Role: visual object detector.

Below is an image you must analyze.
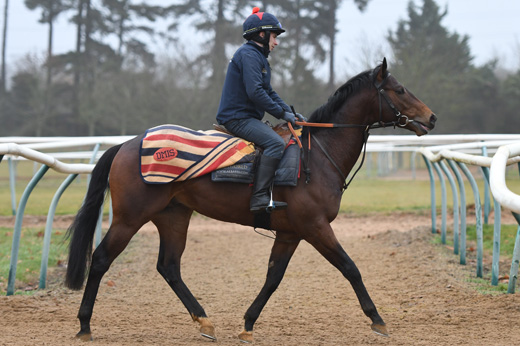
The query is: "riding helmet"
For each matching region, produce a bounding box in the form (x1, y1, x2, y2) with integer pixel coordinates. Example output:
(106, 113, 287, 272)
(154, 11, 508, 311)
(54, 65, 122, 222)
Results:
(242, 7, 285, 40)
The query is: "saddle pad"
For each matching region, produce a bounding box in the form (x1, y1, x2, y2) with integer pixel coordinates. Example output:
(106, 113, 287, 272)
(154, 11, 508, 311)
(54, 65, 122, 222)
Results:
(140, 124, 254, 184)
(211, 140, 301, 186)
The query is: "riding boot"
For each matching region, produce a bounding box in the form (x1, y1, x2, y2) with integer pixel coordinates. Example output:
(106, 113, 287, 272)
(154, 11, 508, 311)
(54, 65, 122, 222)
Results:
(250, 155, 287, 213)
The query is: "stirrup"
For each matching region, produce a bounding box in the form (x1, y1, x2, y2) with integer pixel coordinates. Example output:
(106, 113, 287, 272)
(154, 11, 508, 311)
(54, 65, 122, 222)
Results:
(266, 200, 287, 213)
(250, 185, 287, 213)
(250, 200, 287, 214)
(265, 185, 287, 213)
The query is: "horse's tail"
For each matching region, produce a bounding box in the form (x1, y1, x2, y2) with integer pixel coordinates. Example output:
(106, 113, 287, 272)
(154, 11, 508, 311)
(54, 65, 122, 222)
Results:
(65, 144, 123, 290)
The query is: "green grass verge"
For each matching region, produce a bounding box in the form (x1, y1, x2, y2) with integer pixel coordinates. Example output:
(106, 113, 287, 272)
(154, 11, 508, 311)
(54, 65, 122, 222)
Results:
(465, 277, 509, 295)
(340, 179, 434, 214)
(466, 223, 520, 257)
(432, 223, 519, 294)
(0, 226, 69, 295)
(433, 223, 519, 259)
(340, 175, 520, 215)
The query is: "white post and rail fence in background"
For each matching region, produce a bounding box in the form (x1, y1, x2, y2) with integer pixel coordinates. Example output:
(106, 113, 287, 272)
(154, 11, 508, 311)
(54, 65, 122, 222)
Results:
(1, 135, 520, 295)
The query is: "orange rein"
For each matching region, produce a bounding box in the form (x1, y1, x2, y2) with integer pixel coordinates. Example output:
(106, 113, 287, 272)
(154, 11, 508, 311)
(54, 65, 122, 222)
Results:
(287, 121, 333, 150)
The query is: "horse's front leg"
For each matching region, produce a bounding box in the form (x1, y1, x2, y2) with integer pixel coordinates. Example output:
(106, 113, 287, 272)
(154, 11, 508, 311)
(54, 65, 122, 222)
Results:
(239, 232, 300, 343)
(305, 223, 388, 337)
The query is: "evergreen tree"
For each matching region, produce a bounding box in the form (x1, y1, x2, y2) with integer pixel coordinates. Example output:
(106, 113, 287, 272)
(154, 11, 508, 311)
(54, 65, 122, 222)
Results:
(166, 0, 255, 85)
(24, 0, 73, 135)
(164, 0, 252, 127)
(320, 0, 369, 89)
(500, 70, 520, 133)
(25, 0, 72, 88)
(102, 0, 165, 69)
(387, 0, 476, 133)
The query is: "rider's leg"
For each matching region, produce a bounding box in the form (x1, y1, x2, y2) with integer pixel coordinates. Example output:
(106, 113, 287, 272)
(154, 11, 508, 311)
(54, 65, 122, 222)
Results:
(223, 118, 286, 212)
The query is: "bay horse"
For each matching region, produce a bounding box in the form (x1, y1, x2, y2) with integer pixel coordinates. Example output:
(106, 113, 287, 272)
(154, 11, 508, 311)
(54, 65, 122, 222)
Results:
(65, 58, 436, 343)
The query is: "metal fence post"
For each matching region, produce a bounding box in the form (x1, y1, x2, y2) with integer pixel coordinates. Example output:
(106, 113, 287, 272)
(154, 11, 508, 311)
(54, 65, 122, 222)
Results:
(457, 162, 484, 278)
(7, 165, 50, 295)
(481, 166, 502, 286)
(481, 146, 490, 224)
(39, 173, 79, 289)
(422, 155, 436, 234)
(433, 162, 447, 243)
(440, 160, 459, 252)
(448, 160, 467, 263)
(8, 157, 17, 215)
(508, 225, 520, 293)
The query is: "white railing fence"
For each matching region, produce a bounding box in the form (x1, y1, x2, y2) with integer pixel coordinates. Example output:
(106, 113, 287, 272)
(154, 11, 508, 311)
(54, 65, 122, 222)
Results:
(1, 134, 519, 296)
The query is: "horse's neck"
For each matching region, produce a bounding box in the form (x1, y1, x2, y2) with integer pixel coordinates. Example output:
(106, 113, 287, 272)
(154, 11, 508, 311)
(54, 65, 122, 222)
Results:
(306, 105, 373, 191)
(312, 129, 365, 178)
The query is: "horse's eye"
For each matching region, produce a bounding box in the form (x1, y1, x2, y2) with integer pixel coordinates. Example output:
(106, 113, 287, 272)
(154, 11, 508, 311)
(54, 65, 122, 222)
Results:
(396, 87, 406, 95)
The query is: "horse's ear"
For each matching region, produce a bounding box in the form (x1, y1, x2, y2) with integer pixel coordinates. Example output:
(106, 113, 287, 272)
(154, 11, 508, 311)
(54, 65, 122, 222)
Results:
(376, 58, 387, 82)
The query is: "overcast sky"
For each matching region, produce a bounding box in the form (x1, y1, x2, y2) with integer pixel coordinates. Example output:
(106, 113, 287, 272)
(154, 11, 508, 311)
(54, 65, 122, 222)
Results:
(4, 0, 520, 79)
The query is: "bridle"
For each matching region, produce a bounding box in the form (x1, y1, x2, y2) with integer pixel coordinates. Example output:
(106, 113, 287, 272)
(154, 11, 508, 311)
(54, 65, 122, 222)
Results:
(373, 71, 411, 129)
(288, 69, 410, 192)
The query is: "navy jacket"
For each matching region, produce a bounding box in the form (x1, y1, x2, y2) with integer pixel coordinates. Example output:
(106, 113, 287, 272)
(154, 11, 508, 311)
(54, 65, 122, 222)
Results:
(216, 41, 291, 124)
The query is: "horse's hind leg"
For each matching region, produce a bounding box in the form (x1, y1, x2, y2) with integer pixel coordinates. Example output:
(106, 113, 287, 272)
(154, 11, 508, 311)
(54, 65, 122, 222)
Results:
(152, 202, 216, 341)
(76, 222, 141, 341)
(306, 224, 388, 337)
(239, 232, 300, 343)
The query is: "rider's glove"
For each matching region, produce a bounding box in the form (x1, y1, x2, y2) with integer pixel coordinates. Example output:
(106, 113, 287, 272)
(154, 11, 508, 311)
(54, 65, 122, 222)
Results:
(295, 113, 307, 122)
(281, 111, 296, 127)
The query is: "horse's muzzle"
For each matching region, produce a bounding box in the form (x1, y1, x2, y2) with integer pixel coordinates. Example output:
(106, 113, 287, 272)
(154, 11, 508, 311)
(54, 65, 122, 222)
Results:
(429, 113, 437, 129)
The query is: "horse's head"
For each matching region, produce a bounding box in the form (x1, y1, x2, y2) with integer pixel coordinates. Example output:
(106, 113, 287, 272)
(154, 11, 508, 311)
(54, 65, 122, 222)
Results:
(373, 58, 436, 136)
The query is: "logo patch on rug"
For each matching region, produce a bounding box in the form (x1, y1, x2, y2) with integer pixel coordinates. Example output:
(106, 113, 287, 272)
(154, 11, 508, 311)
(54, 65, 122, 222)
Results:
(153, 147, 178, 161)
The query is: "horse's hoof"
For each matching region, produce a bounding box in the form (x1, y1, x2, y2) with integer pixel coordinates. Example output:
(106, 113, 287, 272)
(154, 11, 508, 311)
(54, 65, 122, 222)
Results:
(238, 330, 253, 343)
(371, 323, 389, 337)
(75, 331, 93, 341)
(194, 316, 216, 341)
(200, 325, 217, 341)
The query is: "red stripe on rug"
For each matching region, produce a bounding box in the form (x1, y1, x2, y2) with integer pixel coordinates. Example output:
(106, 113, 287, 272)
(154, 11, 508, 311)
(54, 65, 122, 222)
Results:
(141, 163, 186, 175)
(144, 133, 223, 148)
(197, 144, 242, 177)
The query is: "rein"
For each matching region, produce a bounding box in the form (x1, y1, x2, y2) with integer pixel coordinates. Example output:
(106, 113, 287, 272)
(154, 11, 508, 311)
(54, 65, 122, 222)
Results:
(287, 71, 408, 193)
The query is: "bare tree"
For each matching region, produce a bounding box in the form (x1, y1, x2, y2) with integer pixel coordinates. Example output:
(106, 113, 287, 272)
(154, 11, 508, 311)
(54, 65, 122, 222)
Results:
(1, 0, 8, 95)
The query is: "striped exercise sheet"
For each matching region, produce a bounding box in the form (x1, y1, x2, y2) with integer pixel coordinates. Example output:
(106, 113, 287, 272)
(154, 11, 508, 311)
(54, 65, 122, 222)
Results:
(140, 124, 254, 184)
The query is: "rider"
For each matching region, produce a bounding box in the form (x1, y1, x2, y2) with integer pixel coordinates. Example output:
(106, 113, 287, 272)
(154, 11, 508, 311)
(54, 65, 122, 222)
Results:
(216, 7, 304, 213)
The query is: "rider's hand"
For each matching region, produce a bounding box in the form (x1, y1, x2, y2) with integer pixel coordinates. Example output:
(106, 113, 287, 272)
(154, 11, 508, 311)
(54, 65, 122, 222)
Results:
(282, 111, 296, 127)
(295, 113, 307, 122)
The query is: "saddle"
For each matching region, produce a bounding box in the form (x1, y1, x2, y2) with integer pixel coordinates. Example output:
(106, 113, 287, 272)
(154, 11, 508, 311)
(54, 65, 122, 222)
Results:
(211, 122, 301, 187)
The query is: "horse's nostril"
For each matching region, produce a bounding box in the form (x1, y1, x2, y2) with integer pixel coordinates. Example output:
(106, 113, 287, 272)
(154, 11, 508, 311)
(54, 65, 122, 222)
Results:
(430, 113, 437, 124)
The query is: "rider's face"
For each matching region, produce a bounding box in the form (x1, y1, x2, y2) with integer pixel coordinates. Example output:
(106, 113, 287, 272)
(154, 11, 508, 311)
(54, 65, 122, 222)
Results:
(268, 32, 279, 51)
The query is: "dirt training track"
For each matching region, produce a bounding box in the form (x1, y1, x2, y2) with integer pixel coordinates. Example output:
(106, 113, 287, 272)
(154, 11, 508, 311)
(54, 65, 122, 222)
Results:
(1, 213, 520, 345)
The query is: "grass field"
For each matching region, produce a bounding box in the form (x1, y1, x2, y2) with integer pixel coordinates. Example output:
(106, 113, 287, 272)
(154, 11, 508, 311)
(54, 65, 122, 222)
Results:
(1, 159, 519, 294)
(432, 223, 520, 294)
(0, 226, 68, 293)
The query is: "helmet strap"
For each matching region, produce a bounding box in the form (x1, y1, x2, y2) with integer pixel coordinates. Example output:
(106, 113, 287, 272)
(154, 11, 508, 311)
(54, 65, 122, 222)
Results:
(251, 31, 271, 57)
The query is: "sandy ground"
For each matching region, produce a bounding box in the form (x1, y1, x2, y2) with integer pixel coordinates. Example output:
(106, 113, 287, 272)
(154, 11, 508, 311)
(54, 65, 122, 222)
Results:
(1, 213, 520, 345)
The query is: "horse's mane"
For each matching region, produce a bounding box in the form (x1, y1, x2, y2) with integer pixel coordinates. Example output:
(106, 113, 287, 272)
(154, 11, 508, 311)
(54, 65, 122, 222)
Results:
(306, 65, 381, 126)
